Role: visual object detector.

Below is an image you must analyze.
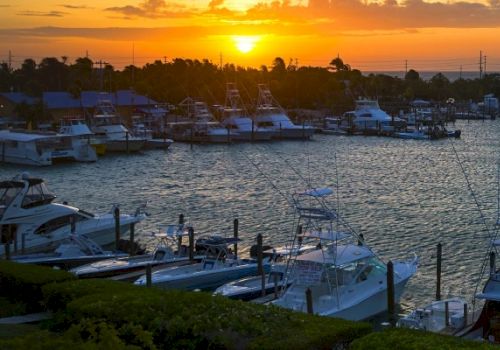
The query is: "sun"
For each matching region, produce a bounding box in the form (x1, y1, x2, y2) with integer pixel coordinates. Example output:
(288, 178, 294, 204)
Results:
(232, 36, 260, 54)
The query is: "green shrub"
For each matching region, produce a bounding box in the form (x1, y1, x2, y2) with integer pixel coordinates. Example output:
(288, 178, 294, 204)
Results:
(0, 297, 26, 318)
(351, 328, 496, 350)
(0, 261, 75, 312)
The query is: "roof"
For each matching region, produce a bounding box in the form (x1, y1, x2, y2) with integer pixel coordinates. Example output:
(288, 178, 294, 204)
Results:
(296, 244, 375, 265)
(0, 92, 38, 105)
(43, 92, 81, 109)
(81, 91, 158, 108)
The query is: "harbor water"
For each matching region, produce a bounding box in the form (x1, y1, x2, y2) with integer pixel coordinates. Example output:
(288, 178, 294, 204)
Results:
(0, 119, 499, 316)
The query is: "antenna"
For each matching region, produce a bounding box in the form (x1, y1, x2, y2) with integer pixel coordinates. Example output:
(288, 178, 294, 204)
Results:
(479, 50, 483, 79)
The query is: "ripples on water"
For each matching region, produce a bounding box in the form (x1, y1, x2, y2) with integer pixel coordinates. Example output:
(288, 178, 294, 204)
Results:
(0, 120, 499, 313)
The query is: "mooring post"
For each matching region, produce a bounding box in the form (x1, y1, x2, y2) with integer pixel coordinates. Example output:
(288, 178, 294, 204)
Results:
(126, 131, 129, 154)
(387, 260, 395, 325)
(178, 214, 185, 252)
(358, 233, 364, 246)
(114, 206, 120, 251)
(227, 127, 230, 143)
(445, 301, 450, 327)
(21, 233, 25, 254)
(257, 233, 263, 275)
(188, 227, 194, 262)
(70, 215, 76, 235)
(436, 243, 442, 301)
(274, 272, 279, 299)
(146, 264, 152, 288)
(490, 251, 496, 276)
(464, 303, 468, 328)
(296, 224, 303, 246)
(306, 288, 313, 314)
(251, 119, 255, 142)
(233, 218, 239, 258)
(12, 225, 17, 253)
(259, 233, 265, 297)
(129, 223, 135, 256)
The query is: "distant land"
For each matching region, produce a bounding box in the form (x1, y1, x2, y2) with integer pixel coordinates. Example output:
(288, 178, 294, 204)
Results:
(365, 71, 493, 81)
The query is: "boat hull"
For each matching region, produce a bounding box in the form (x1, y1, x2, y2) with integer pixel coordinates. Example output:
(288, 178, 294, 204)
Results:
(105, 139, 145, 152)
(271, 127, 315, 140)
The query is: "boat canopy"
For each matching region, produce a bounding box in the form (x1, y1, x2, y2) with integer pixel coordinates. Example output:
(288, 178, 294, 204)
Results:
(299, 188, 333, 198)
(296, 244, 375, 266)
(301, 230, 350, 241)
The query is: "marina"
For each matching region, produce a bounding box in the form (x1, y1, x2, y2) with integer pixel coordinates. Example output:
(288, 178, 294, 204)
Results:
(1, 119, 498, 321)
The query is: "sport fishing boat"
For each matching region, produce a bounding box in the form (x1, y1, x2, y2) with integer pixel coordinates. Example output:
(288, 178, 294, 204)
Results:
(59, 116, 107, 156)
(0, 173, 146, 255)
(134, 236, 270, 291)
(272, 187, 418, 321)
(71, 224, 204, 280)
(254, 84, 315, 140)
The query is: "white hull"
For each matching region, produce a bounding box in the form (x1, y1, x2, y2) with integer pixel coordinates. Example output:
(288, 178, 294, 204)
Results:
(105, 139, 145, 152)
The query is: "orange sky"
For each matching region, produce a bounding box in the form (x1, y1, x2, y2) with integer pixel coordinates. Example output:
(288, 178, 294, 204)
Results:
(0, 0, 499, 72)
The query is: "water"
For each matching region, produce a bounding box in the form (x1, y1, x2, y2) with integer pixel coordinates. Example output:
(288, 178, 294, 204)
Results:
(1, 120, 499, 315)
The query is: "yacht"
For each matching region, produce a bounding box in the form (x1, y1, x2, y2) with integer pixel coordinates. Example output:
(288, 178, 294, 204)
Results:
(131, 115, 173, 149)
(90, 98, 146, 152)
(59, 117, 106, 156)
(134, 237, 270, 291)
(0, 173, 146, 256)
(255, 84, 315, 139)
(341, 99, 406, 135)
(0, 129, 97, 166)
(271, 187, 418, 321)
(220, 83, 274, 141)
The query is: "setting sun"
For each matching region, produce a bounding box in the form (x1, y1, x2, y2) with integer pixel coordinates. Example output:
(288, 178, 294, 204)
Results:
(233, 36, 260, 54)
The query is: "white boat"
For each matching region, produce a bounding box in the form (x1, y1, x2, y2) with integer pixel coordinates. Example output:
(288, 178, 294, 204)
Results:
(90, 98, 146, 152)
(255, 84, 315, 140)
(220, 83, 274, 141)
(0, 173, 146, 256)
(213, 244, 317, 301)
(134, 237, 270, 291)
(397, 297, 468, 333)
(131, 116, 173, 149)
(272, 187, 418, 321)
(341, 99, 406, 134)
(59, 116, 107, 155)
(11, 233, 128, 269)
(0, 129, 97, 166)
(322, 116, 349, 135)
(71, 224, 203, 280)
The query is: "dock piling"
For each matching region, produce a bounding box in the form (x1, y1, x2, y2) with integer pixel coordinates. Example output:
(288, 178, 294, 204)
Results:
(490, 251, 496, 276)
(306, 288, 313, 314)
(436, 243, 442, 301)
(114, 206, 120, 251)
(445, 301, 450, 327)
(274, 272, 279, 299)
(464, 303, 468, 328)
(188, 227, 194, 261)
(257, 233, 263, 275)
(387, 260, 395, 325)
(129, 223, 135, 256)
(233, 218, 239, 258)
(146, 264, 152, 288)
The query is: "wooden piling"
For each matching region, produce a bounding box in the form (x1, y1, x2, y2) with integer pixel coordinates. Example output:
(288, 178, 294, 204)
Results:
(387, 260, 395, 325)
(464, 303, 468, 328)
(146, 264, 152, 288)
(306, 288, 313, 314)
(251, 119, 255, 142)
(129, 223, 135, 256)
(178, 214, 185, 252)
(233, 218, 239, 258)
(490, 251, 496, 275)
(257, 233, 263, 275)
(21, 233, 25, 254)
(445, 301, 450, 327)
(126, 131, 129, 154)
(358, 233, 364, 246)
(436, 243, 442, 301)
(188, 227, 194, 261)
(114, 206, 120, 251)
(274, 272, 279, 299)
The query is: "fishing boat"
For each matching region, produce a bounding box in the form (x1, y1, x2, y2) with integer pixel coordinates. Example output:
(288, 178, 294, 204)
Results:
(272, 187, 418, 321)
(220, 83, 274, 141)
(0, 173, 146, 256)
(11, 234, 128, 269)
(254, 84, 315, 140)
(131, 115, 174, 149)
(71, 224, 203, 280)
(134, 237, 270, 291)
(0, 129, 97, 166)
(59, 116, 106, 155)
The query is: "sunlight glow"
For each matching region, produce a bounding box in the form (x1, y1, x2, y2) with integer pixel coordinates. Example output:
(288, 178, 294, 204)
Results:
(233, 36, 260, 54)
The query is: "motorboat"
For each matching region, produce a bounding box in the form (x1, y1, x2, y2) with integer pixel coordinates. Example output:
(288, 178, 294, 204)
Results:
(254, 84, 314, 140)
(0, 129, 97, 166)
(340, 99, 406, 135)
(59, 116, 106, 156)
(71, 224, 203, 280)
(397, 297, 468, 333)
(271, 187, 418, 321)
(213, 244, 317, 301)
(131, 115, 173, 149)
(0, 173, 146, 256)
(322, 116, 349, 135)
(134, 236, 270, 291)
(11, 234, 128, 269)
(220, 83, 274, 141)
(90, 97, 146, 152)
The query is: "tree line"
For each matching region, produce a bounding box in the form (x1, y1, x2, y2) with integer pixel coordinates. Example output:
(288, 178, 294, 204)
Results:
(1, 56, 499, 116)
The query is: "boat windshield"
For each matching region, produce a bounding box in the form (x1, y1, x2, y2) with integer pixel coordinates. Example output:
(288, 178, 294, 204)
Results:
(21, 181, 56, 209)
(0, 181, 24, 218)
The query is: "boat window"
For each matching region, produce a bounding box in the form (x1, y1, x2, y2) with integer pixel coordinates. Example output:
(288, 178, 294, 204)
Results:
(359, 113, 372, 118)
(34, 214, 81, 235)
(21, 182, 56, 209)
(0, 184, 23, 217)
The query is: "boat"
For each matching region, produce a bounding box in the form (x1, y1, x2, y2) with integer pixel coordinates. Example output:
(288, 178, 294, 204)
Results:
(213, 244, 317, 301)
(70, 224, 203, 280)
(131, 115, 174, 149)
(0, 173, 146, 256)
(340, 99, 406, 135)
(254, 84, 315, 140)
(271, 187, 418, 321)
(11, 234, 128, 269)
(90, 97, 146, 152)
(134, 236, 271, 291)
(220, 83, 274, 141)
(0, 129, 97, 166)
(59, 116, 106, 155)
(397, 297, 468, 333)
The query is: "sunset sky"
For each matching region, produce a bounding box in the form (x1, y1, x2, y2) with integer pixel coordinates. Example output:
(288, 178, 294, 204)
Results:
(0, 0, 499, 72)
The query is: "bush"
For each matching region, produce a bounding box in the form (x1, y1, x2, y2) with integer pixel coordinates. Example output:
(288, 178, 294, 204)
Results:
(0, 261, 75, 312)
(350, 328, 496, 350)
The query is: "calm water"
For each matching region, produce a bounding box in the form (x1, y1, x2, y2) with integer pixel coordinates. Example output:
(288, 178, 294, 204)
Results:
(1, 120, 499, 315)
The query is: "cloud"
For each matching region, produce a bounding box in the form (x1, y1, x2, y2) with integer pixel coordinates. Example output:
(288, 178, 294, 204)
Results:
(105, 0, 192, 19)
(208, 0, 225, 8)
(59, 4, 90, 9)
(17, 10, 68, 17)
